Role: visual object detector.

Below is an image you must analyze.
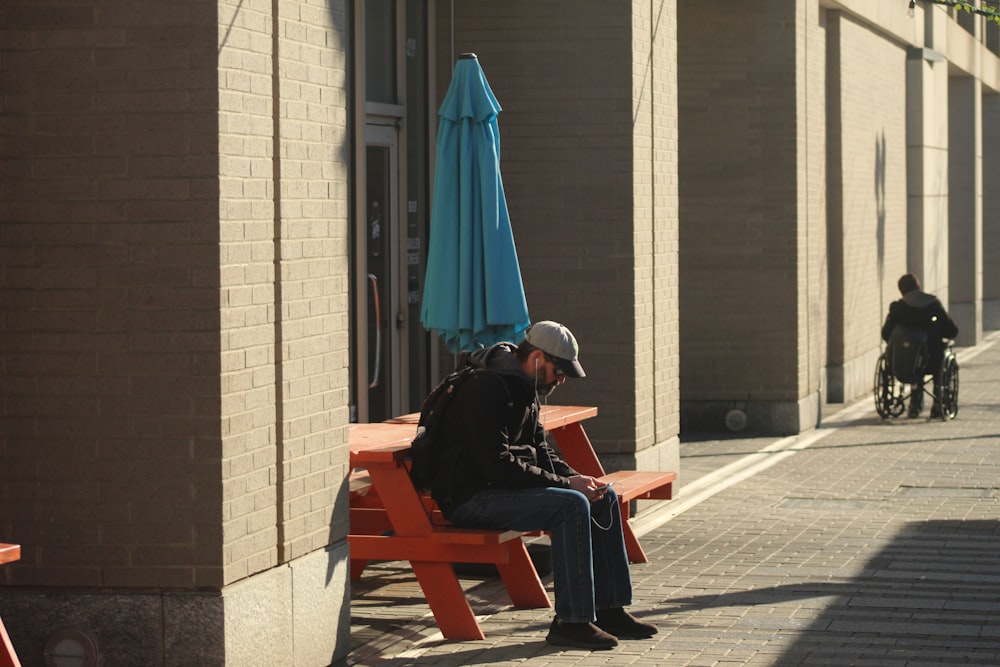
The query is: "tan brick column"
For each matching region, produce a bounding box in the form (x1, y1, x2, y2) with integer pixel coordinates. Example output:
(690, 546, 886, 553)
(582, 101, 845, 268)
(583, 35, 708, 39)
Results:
(0, 1, 352, 664)
(985, 93, 1000, 330)
(678, 0, 820, 434)
(948, 75, 984, 345)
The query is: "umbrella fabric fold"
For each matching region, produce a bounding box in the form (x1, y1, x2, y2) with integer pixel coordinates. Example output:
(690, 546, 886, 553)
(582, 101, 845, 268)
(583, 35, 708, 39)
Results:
(421, 54, 530, 353)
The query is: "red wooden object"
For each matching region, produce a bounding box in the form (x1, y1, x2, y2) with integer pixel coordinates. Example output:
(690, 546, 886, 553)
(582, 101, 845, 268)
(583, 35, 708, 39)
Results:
(348, 424, 550, 640)
(0, 544, 23, 667)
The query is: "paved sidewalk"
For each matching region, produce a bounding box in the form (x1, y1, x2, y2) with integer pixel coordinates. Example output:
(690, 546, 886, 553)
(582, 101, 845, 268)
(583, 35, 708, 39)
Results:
(349, 331, 1000, 666)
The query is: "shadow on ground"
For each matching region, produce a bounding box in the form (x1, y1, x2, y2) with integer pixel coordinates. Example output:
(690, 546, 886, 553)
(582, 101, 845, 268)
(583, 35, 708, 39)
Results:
(664, 519, 1000, 664)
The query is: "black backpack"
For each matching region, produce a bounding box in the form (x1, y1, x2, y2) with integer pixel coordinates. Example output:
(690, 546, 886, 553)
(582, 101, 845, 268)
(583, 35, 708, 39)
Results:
(887, 324, 929, 384)
(409, 363, 484, 492)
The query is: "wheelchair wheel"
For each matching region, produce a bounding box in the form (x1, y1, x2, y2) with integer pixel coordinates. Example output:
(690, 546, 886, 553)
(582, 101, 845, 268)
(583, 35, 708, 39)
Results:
(874, 353, 905, 419)
(937, 354, 959, 420)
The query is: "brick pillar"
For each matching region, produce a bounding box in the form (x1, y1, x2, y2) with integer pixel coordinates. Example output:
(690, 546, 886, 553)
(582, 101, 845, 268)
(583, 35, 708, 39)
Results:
(679, 0, 819, 434)
(948, 74, 984, 346)
(0, 1, 351, 664)
(985, 93, 1000, 330)
(905, 35, 951, 303)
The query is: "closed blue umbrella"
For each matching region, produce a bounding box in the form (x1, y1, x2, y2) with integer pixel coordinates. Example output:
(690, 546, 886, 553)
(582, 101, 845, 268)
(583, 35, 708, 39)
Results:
(421, 53, 530, 353)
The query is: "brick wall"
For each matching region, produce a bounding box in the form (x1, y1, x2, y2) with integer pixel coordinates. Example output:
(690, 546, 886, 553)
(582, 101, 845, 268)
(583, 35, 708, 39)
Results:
(678, 1, 801, 407)
(218, 0, 279, 586)
(218, 0, 349, 584)
(801, 1, 827, 413)
(1, 0, 350, 595)
(1, 0, 351, 661)
(632, 0, 681, 453)
(837, 15, 907, 361)
(827, 11, 908, 401)
(1, 0, 224, 589)
(272, 0, 350, 564)
(948, 74, 983, 344)
(679, 4, 911, 421)
(984, 93, 1000, 329)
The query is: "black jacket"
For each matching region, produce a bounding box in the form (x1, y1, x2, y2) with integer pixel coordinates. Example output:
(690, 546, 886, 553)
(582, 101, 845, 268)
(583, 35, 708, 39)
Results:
(431, 343, 577, 517)
(881, 289, 958, 362)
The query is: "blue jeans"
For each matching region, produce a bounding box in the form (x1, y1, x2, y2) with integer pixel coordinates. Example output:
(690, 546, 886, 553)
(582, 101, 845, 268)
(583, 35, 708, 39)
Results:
(448, 486, 633, 623)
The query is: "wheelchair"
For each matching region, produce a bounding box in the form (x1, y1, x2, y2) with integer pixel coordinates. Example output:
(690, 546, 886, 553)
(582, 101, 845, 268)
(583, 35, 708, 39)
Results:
(873, 326, 958, 421)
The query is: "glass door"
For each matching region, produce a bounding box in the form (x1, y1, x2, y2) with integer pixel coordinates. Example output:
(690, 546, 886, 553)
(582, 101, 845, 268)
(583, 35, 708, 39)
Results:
(353, 124, 402, 423)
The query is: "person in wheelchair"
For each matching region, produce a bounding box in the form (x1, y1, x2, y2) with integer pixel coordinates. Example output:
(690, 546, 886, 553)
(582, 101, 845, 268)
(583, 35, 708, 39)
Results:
(880, 273, 958, 418)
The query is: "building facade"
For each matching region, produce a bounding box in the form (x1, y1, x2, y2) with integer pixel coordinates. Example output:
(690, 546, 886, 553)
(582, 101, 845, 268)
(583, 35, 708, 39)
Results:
(0, 1, 995, 664)
(680, 0, 996, 433)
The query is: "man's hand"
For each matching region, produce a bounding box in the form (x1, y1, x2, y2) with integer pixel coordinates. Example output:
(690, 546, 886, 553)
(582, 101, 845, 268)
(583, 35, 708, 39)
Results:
(568, 475, 608, 502)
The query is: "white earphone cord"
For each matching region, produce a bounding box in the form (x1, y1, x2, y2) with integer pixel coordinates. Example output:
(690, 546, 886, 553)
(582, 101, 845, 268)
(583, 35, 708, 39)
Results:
(535, 356, 611, 530)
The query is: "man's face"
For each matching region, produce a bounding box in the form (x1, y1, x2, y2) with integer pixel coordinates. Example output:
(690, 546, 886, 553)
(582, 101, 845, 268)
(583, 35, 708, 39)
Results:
(535, 353, 567, 397)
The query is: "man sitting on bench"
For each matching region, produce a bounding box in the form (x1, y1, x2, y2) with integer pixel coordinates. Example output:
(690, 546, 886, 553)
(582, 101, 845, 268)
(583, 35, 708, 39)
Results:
(881, 273, 959, 418)
(427, 321, 656, 651)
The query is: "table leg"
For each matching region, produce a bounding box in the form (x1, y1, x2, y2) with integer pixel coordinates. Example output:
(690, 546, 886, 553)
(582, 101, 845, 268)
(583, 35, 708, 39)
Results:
(619, 501, 649, 564)
(0, 617, 21, 667)
(548, 423, 606, 477)
(551, 425, 660, 563)
(495, 542, 551, 609)
(349, 558, 369, 580)
(348, 507, 394, 580)
(411, 561, 485, 640)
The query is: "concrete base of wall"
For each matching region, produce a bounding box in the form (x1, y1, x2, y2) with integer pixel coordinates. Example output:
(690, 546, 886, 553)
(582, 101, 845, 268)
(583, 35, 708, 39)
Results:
(0, 542, 351, 667)
(826, 346, 881, 405)
(680, 391, 821, 436)
(601, 435, 680, 476)
(952, 300, 983, 347)
(984, 299, 1000, 331)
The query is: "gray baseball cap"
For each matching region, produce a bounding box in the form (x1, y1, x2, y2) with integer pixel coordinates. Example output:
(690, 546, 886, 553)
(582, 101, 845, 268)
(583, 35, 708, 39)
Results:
(524, 321, 586, 378)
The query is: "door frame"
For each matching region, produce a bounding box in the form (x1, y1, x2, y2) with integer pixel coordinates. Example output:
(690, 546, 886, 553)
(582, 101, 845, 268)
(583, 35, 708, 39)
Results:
(350, 0, 440, 422)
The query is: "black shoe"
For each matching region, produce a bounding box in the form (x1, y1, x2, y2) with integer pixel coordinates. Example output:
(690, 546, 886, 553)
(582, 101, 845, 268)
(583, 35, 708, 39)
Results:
(546, 619, 618, 650)
(930, 405, 942, 419)
(907, 408, 921, 419)
(595, 607, 658, 639)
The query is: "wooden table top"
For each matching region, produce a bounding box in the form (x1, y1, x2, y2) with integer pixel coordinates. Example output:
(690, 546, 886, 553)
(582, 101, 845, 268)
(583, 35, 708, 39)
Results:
(0, 543, 20, 565)
(350, 405, 597, 467)
(349, 423, 417, 465)
(385, 404, 597, 428)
